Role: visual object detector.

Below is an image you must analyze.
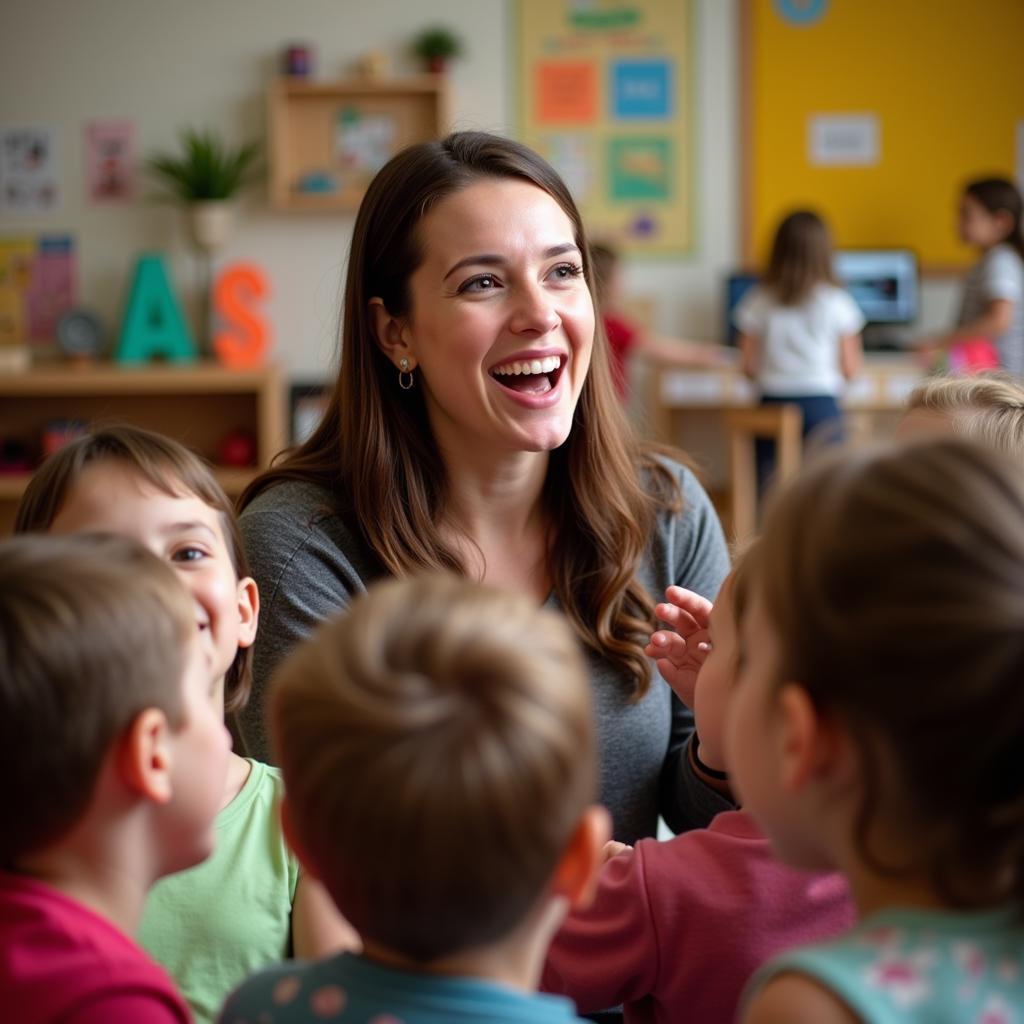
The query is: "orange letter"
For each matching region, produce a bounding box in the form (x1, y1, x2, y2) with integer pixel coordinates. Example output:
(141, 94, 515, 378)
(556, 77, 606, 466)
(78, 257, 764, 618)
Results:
(213, 263, 269, 369)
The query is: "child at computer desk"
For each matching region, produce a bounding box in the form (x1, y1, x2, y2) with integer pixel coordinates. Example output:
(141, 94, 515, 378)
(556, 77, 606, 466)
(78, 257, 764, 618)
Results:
(590, 241, 725, 400)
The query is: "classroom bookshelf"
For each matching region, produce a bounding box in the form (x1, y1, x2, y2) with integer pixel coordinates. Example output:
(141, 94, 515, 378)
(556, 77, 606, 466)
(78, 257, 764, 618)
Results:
(0, 362, 286, 534)
(268, 75, 449, 212)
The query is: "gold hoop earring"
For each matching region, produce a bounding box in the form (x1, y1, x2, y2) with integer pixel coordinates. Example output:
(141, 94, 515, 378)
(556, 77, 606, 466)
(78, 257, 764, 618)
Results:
(398, 357, 414, 390)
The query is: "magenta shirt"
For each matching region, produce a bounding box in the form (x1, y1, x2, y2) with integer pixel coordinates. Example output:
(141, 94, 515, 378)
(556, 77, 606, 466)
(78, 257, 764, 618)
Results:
(543, 811, 854, 1024)
(0, 871, 190, 1023)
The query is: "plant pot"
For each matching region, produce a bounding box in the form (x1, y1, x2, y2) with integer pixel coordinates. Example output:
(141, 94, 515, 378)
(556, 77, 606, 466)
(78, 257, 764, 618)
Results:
(427, 56, 447, 73)
(187, 200, 235, 252)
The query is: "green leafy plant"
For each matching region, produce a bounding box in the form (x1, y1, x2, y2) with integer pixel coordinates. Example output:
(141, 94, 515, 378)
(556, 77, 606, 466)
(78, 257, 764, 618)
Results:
(146, 129, 261, 201)
(411, 26, 463, 64)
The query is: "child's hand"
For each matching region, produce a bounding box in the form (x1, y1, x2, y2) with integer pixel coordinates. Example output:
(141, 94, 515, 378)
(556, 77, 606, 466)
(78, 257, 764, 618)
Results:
(601, 840, 633, 863)
(644, 586, 713, 708)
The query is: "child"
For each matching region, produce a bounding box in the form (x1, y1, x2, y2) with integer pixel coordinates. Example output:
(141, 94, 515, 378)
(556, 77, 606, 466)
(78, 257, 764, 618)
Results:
(735, 210, 864, 470)
(220, 574, 611, 1024)
(897, 370, 1024, 457)
(921, 178, 1024, 376)
(0, 532, 227, 1023)
(15, 425, 355, 1024)
(590, 240, 724, 399)
(543, 563, 853, 1023)
(733, 438, 1024, 1023)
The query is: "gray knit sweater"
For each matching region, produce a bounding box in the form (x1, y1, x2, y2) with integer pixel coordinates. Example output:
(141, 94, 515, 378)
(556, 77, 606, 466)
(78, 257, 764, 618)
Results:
(238, 460, 731, 845)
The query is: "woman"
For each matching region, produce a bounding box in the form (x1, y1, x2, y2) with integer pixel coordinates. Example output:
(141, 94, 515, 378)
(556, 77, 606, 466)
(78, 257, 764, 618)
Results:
(238, 131, 729, 844)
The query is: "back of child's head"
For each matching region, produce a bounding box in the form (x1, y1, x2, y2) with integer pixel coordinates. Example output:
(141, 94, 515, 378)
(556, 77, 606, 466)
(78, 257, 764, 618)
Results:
(749, 438, 1024, 908)
(906, 371, 1024, 459)
(14, 424, 253, 712)
(271, 573, 595, 962)
(763, 209, 837, 305)
(0, 532, 194, 867)
(965, 176, 1024, 260)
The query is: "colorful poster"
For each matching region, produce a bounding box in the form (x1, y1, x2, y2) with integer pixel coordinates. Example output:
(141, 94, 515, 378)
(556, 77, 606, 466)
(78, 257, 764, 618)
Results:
(85, 120, 136, 202)
(0, 235, 75, 347)
(334, 108, 396, 189)
(0, 125, 59, 213)
(515, 0, 692, 254)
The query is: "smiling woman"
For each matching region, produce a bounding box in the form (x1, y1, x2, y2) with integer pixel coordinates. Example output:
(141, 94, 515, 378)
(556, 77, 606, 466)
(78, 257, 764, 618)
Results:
(237, 131, 731, 845)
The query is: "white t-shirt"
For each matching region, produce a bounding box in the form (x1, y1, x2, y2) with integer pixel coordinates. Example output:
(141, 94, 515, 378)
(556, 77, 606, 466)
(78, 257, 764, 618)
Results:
(734, 283, 865, 397)
(957, 243, 1024, 376)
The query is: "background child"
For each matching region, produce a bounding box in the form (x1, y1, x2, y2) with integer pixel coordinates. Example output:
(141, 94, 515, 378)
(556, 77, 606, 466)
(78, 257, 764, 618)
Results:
(0, 532, 226, 1023)
(735, 210, 864, 477)
(543, 562, 852, 1023)
(590, 241, 724, 400)
(15, 425, 355, 1024)
(734, 438, 1024, 1023)
(220, 574, 611, 1024)
(897, 370, 1024, 457)
(920, 178, 1024, 376)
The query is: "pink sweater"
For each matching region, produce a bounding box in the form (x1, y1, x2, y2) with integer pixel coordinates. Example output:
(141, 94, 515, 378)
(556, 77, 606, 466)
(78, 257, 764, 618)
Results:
(0, 871, 190, 1023)
(543, 811, 853, 1024)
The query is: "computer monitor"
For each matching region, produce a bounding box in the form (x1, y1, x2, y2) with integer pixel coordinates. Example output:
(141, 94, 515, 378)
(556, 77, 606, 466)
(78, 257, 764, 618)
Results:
(833, 249, 918, 325)
(724, 272, 759, 345)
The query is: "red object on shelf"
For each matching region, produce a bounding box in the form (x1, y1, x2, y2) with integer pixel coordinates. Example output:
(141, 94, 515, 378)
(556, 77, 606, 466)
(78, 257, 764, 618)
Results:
(218, 429, 257, 468)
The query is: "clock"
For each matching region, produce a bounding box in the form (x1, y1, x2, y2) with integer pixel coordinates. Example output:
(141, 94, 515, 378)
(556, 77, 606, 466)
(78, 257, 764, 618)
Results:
(56, 309, 105, 360)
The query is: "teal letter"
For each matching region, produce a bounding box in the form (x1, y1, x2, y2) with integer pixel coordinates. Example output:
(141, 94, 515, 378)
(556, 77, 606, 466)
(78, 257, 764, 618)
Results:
(116, 254, 196, 363)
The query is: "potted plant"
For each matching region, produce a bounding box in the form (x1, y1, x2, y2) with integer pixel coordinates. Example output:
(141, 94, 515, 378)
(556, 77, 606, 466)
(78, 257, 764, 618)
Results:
(411, 26, 463, 73)
(146, 129, 261, 251)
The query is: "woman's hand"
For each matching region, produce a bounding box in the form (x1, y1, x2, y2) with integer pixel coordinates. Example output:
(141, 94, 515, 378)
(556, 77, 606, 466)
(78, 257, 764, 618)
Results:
(644, 586, 713, 708)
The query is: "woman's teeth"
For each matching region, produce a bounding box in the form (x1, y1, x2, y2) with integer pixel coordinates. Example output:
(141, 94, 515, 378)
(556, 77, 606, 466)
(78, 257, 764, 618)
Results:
(492, 355, 561, 377)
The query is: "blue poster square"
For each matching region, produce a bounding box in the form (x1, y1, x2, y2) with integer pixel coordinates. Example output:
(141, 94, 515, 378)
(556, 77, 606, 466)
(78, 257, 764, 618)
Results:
(611, 60, 673, 120)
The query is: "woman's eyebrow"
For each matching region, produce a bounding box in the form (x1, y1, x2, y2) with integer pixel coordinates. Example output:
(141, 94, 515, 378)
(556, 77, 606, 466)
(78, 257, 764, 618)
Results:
(442, 243, 581, 282)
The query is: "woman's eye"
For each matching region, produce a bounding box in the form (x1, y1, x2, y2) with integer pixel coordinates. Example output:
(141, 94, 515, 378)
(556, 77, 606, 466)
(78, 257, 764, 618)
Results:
(460, 274, 498, 293)
(550, 261, 583, 281)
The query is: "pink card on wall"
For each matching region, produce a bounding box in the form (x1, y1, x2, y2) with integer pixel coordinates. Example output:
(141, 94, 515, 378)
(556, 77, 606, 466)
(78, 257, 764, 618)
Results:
(85, 120, 136, 203)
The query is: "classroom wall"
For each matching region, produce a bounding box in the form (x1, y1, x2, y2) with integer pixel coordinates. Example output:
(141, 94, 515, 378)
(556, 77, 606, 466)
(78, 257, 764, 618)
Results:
(1, 0, 959, 380)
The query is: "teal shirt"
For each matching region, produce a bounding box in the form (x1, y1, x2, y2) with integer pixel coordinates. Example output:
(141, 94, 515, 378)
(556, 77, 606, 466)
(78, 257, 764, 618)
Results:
(748, 905, 1024, 1022)
(219, 953, 584, 1024)
(140, 759, 300, 1024)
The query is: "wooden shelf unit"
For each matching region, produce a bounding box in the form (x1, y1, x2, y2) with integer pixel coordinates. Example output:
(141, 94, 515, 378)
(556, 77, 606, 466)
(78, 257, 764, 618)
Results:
(268, 75, 449, 212)
(0, 362, 287, 533)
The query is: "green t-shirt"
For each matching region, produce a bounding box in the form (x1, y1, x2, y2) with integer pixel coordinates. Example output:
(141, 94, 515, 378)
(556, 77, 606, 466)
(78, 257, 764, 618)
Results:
(140, 758, 300, 1024)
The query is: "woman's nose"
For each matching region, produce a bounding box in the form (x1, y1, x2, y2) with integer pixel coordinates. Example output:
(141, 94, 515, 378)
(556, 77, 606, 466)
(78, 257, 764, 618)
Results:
(508, 283, 561, 335)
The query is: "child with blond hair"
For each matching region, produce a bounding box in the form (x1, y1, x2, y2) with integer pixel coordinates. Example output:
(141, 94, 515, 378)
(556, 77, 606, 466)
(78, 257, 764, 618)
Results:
(734, 438, 1024, 1022)
(220, 573, 611, 1024)
(15, 425, 354, 1024)
(0, 533, 227, 1023)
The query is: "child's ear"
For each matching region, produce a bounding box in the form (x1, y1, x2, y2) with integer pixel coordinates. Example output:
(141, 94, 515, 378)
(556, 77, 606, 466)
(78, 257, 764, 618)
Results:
(776, 683, 845, 793)
(118, 708, 175, 805)
(368, 297, 416, 372)
(551, 805, 611, 910)
(236, 576, 259, 649)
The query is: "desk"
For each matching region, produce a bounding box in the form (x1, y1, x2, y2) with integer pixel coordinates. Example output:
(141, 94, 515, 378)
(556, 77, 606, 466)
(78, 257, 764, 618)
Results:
(647, 356, 924, 491)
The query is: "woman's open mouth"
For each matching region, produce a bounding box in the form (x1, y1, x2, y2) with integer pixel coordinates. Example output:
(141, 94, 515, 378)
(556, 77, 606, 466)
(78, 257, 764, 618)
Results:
(490, 355, 565, 396)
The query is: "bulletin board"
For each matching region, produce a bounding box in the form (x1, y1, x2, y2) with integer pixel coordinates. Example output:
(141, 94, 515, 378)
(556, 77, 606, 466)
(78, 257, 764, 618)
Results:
(744, 0, 1024, 271)
(515, 0, 693, 255)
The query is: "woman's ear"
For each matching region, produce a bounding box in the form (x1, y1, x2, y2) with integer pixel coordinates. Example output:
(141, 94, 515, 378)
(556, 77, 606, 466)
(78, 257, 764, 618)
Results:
(235, 576, 259, 649)
(368, 297, 415, 371)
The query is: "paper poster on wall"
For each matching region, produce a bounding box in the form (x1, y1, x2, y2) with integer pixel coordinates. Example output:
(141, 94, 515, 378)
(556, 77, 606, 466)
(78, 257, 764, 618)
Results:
(516, 0, 693, 255)
(334, 108, 395, 189)
(0, 235, 75, 346)
(85, 120, 136, 203)
(0, 125, 59, 212)
(808, 114, 879, 166)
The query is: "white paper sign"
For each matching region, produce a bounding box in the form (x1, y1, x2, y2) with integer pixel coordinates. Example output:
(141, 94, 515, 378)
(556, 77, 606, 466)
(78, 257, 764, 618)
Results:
(0, 125, 59, 212)
(808, 114, 879, 167)
(660, 371, 726, 405)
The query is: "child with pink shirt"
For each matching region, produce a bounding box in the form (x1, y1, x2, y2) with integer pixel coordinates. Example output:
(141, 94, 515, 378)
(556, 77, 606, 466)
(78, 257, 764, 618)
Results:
(543, 559, 853, 1023)
(0, 532, 229, 1023)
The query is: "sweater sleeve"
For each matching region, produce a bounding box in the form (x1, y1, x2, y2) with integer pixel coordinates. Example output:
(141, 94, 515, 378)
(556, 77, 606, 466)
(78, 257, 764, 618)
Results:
(542, 845, 659, 1013)
(657, 465, 734, 833)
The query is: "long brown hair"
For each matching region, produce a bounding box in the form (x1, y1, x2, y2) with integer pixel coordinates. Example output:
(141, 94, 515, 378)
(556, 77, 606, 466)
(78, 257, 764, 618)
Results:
(966, 177, 1024, 261)
(763, 209, 838, 305)
(751, 439, 1024, 909)
(241, 131, 679, 697)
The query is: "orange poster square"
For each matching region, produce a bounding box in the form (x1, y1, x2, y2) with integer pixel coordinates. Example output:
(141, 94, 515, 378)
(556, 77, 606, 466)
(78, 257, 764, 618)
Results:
(535, 61, 598, 124)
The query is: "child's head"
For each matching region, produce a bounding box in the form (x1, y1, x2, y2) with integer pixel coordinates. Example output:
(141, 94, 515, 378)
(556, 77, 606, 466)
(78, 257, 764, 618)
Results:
(727, 438, 1024, 908)
(271, 573, 606, 963)
(959, 177, 1024, 258)
(899, 371, 1024, 459)
(589, 240, 622, 309)
(763, 209, 837, 305)
(0, 533, 229, 874)
(15, 425, 257, 714)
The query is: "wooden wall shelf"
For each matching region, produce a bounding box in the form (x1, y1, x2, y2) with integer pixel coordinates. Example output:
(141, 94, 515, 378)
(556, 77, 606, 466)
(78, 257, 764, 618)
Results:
(0, 362, 287, 533)
(268, 75, 449, 212)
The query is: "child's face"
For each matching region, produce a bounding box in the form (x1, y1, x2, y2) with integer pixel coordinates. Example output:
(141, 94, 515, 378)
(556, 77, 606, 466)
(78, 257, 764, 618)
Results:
(958, 194, 1011, 249)
(50, 460, 256, 692)
(164, 626, 232, 872)
(691, 578, 738, 771)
